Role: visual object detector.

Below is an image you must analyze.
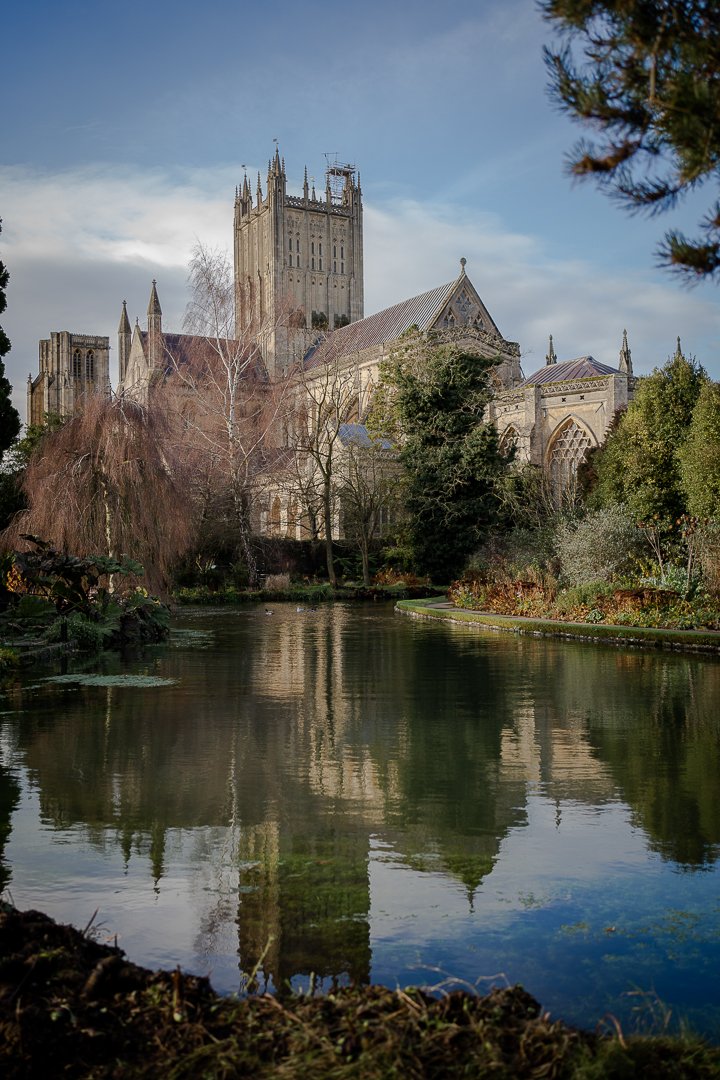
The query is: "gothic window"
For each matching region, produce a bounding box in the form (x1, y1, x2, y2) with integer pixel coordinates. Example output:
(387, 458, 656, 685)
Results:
(341, 262, 344, 274)
(72, 349, 82, 378)
(340, 245, 344, 260)
(333, 244, 337, 258)
(547, 419, 593, 497)
(499, 426, 518, 456)
(319, 242, 323, 257)
(311, 242, 315, 255)
(311, 257, 315, 270)
(296, 255, 300, 267)
(333, 260, 337, 273)
(296, 239, 300, 252)
(288, 238, 293, 252)
(319, 258, 323, 271)
(86, 351, 95, 380)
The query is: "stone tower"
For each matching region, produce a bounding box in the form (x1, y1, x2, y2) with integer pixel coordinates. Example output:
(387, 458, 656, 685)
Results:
(28, 331, 111, 426)
(233, 149, 364, 374)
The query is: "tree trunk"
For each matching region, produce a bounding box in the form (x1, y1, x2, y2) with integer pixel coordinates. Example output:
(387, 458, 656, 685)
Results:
(323, 480, 337, 587)
(233, 488, 259, 588)
(361, 538, 371, 587)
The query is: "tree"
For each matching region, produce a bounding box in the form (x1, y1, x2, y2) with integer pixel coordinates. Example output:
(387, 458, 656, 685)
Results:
(337, 429, 401, 586)
(284, 343, 362, 587)
(0, 220, 21, 462)
(679, 378, 720, 517)
(169, 244, 289, 587)
(379, 335, 508, 582)
(3, 395, 193, 594)
(591, 341, 706, 521)
(542, 1, 720, 279)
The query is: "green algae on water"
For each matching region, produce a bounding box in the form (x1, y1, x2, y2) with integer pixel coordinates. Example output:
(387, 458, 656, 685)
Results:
(40, 674, 178, 688)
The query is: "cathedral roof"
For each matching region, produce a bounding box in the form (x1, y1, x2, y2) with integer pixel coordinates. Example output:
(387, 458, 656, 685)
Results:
(520, 356, 623, 387)
(338, 423, 393, 450)
(310, 278, 462, 361)
(139, 331, 263, 377)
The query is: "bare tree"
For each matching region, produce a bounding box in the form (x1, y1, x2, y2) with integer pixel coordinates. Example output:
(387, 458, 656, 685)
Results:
(3, 394, 193, 594)
(166, 244, 291, 587)
(337, 430, 401, 586)
(283, 343, 362, 587)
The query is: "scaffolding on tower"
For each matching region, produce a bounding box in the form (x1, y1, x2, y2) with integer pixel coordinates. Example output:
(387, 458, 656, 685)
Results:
(324, 154, 356, 204)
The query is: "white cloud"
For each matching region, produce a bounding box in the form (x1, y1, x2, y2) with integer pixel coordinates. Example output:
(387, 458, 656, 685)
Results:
(2, 164, 718, 421)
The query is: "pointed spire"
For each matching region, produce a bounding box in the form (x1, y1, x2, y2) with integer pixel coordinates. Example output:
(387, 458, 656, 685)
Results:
(242, 172, 250, 200)
(545, 334, 557, 366)
(256, 172, 263, 205)
(618, 328, 632, 375)
(311, 180, 317, 200)
(675, 335, 683, 359)
(118, 299, 131, 334)
(303, 165, 309, 200)
(147, 279, 162, 317)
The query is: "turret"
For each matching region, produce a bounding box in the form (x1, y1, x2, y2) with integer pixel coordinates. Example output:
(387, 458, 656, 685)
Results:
(147, 280, 162, 367)
(545, 334, 557, 366)
(618, 329, 632, 375)
(118, 299, 131, 383)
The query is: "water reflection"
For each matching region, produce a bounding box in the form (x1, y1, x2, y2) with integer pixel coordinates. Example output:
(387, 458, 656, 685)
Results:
(1, 605, 720, 1032)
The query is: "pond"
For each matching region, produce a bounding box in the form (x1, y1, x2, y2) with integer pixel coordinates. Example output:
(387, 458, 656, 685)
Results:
(1, 603, 719, 1038)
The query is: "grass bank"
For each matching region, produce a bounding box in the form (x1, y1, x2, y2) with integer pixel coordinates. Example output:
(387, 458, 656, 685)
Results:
(396, 599, 720, 653)
(2, 905, 719, 1079)
(174, 583, 446, 605)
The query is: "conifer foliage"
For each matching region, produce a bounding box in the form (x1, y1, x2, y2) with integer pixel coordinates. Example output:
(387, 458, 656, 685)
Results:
(0, 221, 21, 462)
(590, 342, 706, 521)
(381, 338, 507, 582)
(542, 1, 720, 279)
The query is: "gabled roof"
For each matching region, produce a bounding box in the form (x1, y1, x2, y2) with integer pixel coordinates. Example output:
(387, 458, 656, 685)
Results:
(520, 356, 622, 387)
(308, 269, 499, 366)
(138, 331, 264, 379)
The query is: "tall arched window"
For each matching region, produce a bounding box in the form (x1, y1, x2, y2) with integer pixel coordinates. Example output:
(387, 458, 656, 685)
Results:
(499, 426, 518, 457)
(547, 419, 593, 497)
(85, 351, 95, 380)
(72, 349, 82, 378)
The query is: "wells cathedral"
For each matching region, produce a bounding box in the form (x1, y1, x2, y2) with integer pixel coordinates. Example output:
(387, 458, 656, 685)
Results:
(28, 149, 636, 533)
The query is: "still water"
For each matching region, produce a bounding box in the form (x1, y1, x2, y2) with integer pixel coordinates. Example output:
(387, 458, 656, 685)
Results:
(1, 603, 720, 1037)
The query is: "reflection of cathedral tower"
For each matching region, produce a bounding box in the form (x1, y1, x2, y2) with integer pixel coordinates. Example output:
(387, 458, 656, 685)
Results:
(233, 149, 363, 375)
(236, 820, 371, 990)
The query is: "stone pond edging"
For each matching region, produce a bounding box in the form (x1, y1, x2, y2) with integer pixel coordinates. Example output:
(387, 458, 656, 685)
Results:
(395, 598, 720, 654)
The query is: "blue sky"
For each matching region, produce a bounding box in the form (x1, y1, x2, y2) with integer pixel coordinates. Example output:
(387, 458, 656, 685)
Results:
(2, 0, 717, 418)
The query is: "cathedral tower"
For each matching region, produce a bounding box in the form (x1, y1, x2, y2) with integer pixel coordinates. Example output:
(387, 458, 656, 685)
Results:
(233, 149, 364, 374)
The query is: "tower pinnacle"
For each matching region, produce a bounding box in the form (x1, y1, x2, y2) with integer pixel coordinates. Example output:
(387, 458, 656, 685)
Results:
(545, 334, 557, 366)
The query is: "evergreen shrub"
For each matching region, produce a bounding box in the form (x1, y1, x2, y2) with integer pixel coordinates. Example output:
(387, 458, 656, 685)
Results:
(555, 505, 643, 585)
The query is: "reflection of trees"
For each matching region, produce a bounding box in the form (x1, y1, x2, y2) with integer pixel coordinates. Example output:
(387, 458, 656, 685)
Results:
(6, 605, 716, 991)
(0, 750, 20, 894)
(581, 654, 720, 867)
